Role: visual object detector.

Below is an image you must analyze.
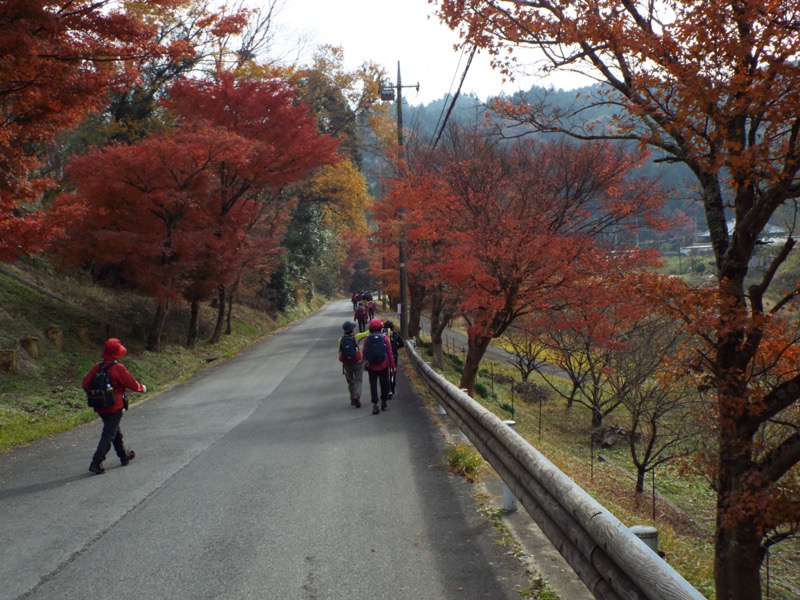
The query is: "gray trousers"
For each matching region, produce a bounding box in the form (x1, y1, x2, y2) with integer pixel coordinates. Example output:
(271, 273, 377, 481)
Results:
(343, 361, 364, 401)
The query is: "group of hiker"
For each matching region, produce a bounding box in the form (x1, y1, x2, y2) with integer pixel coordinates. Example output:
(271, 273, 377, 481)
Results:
(351, 290, 376, 332)
(82, 292, 406, 476)
(339, 295, 405, 415)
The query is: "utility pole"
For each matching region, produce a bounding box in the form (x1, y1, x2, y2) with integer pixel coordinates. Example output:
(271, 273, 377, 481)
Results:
(396, 61, 409, 340)
(381, 61, 418, 340)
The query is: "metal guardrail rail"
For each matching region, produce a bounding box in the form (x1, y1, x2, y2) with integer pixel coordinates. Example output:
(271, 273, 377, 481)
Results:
(406, 342, 706, 600)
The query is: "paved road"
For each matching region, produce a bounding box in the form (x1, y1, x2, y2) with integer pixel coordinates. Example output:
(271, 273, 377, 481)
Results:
(0, 300, 531, 600)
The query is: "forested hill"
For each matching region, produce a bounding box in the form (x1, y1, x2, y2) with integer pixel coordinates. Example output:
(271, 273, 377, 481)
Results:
(390, 84, 699, 223)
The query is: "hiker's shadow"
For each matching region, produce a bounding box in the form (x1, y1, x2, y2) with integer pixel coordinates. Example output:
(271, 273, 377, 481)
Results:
(0, 474, 88, 501)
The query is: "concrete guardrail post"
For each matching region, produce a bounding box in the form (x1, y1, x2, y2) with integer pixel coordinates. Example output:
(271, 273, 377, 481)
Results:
(630, 525, 659, 554)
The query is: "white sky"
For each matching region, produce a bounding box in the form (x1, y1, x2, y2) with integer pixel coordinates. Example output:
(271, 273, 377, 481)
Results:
(273, 0, 585, 106)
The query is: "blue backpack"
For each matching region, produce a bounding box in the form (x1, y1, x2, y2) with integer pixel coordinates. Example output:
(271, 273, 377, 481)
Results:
(339, 336, 361, 365)
(363, 333, 387, 365)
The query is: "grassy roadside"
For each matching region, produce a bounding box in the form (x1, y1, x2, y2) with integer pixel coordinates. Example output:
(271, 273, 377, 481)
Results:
(0, 261, 323, 452)
(407, 337, 799, 600)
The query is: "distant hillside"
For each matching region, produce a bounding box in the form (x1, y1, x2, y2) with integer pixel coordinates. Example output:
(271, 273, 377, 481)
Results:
(371, 84, 704, 229)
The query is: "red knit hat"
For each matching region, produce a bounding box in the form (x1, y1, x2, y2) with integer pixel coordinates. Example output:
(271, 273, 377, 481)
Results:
(102, 338, 127, 361)
(369, 318, 383, 332)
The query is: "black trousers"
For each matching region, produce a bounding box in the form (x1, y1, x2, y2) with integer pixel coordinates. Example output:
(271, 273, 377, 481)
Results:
(92, 410, 127, 463)
(367, 368, 390, 404)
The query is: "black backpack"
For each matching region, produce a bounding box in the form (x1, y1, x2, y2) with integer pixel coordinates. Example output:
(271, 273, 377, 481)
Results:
(86, 361, 117, 408)
(363, 333, 388, 365)
(390, 331, 405, 354)
(355, 305, 366, 321)
(339, 336, 361, 365)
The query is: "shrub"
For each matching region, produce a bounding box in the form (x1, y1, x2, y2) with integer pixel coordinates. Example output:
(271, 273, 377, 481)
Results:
(447, 443, 484, 482)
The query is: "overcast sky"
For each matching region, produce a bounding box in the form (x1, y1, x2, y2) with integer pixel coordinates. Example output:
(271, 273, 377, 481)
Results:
(273, 0, 585, 106)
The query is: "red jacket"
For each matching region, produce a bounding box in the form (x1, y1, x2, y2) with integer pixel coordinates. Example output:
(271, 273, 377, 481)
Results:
(82, 338, 144, 413)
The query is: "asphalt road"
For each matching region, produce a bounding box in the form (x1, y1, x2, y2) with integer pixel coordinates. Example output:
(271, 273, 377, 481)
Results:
(0, 300, 531, 600)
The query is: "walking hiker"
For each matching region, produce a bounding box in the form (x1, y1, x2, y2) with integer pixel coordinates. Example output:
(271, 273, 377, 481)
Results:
(367, 298, 376, 320)
(382, 319, 404, 399)
(354, 301, 368, 333)
(361, 318, 395, 414)
(83, 338, 146, 475)
(338, 321, 367, 408)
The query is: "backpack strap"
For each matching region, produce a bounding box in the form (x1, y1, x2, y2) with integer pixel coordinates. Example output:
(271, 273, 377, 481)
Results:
(98, 360, 118, 384)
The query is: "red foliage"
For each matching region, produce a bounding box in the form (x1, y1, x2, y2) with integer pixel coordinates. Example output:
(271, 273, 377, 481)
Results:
(0, 0, 174, 261)
(51, 126, 246, 303)
(165, 73, 341, 192)
(52, 71, 340, 312)
(381, 129, 664, 393)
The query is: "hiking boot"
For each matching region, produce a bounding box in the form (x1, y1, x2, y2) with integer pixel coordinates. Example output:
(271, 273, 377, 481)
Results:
(89, 461, 105, 475)
(381, 400, 388, 411)
(120, 450, 135, 466)
(354, 396, 361, 408)
(372, 404, 380, 415)
(387, 391, 393, 400)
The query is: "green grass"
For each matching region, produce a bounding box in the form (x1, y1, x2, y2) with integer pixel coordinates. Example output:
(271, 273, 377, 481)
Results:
(446, 443, 485, 482)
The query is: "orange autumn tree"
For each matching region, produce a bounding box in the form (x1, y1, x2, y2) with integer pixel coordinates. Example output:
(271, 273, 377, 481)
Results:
(375, 163, 462, 368)
(400, 126, 663, 395)
(436, 1, 800, 597)
(0, 0, 178, 260)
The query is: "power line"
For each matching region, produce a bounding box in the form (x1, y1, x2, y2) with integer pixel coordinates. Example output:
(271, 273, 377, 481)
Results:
(431, 43, 479, 151)
(431, 43, 469, 146)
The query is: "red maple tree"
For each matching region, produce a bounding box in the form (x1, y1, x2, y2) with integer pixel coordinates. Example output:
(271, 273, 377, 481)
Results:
(0, 0, 176, 261)
(51, 125, 248, 349)
(165, 72, 341, 342)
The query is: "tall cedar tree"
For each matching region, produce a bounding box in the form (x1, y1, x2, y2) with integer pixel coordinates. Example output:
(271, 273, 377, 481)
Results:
(0, 0, 181, 261)
(436, 2, 800, 597)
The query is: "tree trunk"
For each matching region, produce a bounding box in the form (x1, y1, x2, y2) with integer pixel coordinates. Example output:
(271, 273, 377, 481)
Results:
(186, 300, 199, 348)
(208, 285, 225, 344)
(408, 278, 426, 342)
(429, 289, 454, 370)
(46, 326, 63, 351)
(147, 300, 169, 352)
(635, 468, 646, 495)
(591, 406, 603, 428)
(459, 334, 492, 396)
(0, 349, 17, 373)
(430, 305, 445, 370)
(712, 268, 766, 600)
(225, 292, 233, 335)
(714, 460, 765, 600)
(20, 337, 39, 358)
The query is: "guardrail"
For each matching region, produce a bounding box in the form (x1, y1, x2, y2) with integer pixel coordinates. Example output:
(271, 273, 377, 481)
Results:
(406, 342, 706, 600)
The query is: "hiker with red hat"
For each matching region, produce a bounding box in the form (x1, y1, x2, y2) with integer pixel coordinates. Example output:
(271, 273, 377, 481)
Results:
(361, 318, 395, 414)
(82, 338, 146, 475)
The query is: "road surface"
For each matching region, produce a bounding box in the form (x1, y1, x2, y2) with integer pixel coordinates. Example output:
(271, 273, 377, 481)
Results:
(0, 300, 532, 600)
